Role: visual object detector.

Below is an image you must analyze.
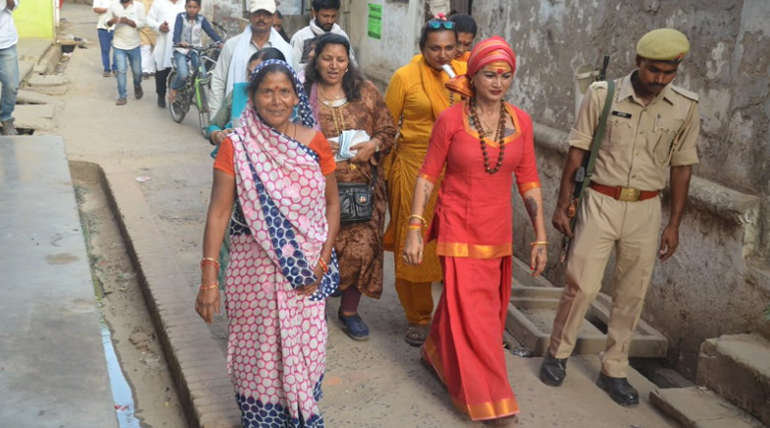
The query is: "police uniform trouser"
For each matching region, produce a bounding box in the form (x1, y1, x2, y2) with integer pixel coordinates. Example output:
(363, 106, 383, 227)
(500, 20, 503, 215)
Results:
(549, 187, 661, 378)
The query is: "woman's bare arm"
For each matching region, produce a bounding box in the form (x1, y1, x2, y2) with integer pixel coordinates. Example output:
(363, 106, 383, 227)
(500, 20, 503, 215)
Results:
(522, 186, 548, 276)
(402, 176, 434, 265)
(196, 169, 235, 323)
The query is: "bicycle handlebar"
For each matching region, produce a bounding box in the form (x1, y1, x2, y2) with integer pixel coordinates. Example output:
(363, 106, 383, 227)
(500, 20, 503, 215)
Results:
(173, 43, 222, 51)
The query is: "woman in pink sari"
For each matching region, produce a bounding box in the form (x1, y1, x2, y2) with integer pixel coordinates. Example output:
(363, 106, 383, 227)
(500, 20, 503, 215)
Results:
(197, 59, 340, 427)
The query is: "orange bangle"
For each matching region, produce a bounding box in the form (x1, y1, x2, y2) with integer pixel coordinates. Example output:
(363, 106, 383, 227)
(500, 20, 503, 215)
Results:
(318, 257, 329, 273)
(200, 283, 219, 290)
(407, 224, 423, 230)
(200, 257, 220, 269)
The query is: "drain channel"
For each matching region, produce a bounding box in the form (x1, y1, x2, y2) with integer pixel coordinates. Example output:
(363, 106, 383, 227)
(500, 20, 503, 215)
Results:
(100, 320, 141, 427)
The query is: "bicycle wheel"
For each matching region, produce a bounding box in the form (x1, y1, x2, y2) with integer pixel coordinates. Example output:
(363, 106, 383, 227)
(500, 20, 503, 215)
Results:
(167, 70, 188, 123)
(196, 83, 210, 138)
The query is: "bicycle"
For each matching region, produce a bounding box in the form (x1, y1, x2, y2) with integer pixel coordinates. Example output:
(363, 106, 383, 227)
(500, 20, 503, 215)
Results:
(167, 43, 221, 138)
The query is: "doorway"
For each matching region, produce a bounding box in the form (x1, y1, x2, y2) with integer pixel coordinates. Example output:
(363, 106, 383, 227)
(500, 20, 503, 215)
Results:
(450, 0, 472, 15)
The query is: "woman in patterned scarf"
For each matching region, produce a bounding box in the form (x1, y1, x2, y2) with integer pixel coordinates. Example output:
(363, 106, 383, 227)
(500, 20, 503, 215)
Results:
(197, 59, 340, 427)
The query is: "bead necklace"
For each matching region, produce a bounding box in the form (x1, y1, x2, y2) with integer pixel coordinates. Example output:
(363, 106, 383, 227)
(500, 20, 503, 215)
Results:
(469, 99, 507, 174)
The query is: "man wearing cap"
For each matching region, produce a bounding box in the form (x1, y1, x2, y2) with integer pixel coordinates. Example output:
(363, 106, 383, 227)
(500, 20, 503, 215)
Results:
(208, 0, 292, 117)
(540, 28, 700, 407)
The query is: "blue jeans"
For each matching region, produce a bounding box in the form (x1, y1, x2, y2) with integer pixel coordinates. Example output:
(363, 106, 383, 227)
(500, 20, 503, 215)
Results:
(0, 44, 19, 121)
(114, 46, 142, 100)
(97, 29, 116, 72)
(172, 50, 199, 90)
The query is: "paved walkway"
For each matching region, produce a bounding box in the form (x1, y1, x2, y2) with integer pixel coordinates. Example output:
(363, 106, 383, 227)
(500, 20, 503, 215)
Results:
(41, 3, 680, 427)
(0, 136, 116, 427)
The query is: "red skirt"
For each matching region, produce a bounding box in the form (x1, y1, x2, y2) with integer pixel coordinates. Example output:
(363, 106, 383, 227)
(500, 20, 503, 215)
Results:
(421, 256, 519, 421)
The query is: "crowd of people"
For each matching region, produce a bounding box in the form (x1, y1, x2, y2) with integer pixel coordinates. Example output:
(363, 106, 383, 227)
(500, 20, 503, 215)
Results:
(93, 0, 702, 426)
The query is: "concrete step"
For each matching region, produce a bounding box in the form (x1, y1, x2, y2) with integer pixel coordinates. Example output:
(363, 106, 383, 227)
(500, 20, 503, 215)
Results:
(24, 74, 70, 96)
(14, 103, 56, 131)
(506, 285, 668, 357)
(696, 333, 770, 426)
(17, 88, 62, 106)
(650, 386, 764, 428)
(16, 38, 53, 83)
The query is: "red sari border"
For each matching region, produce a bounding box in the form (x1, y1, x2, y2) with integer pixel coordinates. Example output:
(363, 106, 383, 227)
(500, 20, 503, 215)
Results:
(435, 241, 512, 258)
(423, 338, 520, 421)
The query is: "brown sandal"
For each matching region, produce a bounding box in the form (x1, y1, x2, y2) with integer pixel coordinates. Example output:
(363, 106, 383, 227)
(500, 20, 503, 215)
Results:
(405, 324, 429, 347)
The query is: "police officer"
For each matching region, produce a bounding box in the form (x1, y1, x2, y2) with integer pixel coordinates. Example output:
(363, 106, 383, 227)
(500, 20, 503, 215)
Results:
(540, 28, 700, 406)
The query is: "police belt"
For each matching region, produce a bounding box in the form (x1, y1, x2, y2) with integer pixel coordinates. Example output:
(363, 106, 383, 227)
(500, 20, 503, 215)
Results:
(589, 183, 659, 202)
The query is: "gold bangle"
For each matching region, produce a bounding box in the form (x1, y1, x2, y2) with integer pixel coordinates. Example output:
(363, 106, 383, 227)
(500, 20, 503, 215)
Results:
(408, 214, 427, 225)
(200, 283, 219, 290)
(407, 224, 423, 230)
(530, 241, 548, 246)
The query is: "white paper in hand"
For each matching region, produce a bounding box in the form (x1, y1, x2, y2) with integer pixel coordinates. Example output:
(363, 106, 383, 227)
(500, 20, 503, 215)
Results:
(331, 129, 371, 162)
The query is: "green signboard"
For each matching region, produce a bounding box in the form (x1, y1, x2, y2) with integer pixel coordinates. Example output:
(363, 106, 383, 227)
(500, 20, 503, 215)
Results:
(368, 3, 382, 40)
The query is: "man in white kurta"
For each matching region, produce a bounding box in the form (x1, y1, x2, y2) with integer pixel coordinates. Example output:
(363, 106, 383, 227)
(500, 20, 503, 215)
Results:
(207, 0, 292, 118)
(146, 0, 184, 108)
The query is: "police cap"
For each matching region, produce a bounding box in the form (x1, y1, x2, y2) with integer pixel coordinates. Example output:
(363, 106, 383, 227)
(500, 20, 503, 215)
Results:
(636, 28, 690, 63)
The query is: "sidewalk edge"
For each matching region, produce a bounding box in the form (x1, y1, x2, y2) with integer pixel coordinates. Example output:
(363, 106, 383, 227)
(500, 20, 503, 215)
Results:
(98, 164, 240, 428)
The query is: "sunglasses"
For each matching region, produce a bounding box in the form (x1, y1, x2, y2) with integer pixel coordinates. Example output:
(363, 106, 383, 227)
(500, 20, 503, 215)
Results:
(427, 19, 455, 30)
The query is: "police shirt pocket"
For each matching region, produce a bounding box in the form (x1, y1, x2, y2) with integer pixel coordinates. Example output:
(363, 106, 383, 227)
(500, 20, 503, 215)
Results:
(652, 120, 683, 166)
(607, 116, 631, 147)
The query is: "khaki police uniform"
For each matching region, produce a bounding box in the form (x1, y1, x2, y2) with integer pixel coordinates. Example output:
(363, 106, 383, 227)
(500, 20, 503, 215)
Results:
(548, 72, 700, 378)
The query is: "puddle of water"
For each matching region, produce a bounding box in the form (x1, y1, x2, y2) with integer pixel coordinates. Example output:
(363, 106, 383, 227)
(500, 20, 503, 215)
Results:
(100, 319, 142, 428)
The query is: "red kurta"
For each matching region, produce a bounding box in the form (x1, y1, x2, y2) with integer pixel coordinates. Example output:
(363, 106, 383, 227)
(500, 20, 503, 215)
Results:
(419, 101, 540, 421)
(420, 102, 540, 257)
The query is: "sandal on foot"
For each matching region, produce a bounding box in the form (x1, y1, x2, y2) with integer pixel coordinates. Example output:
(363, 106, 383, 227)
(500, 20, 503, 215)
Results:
(405, 324, 429, 347)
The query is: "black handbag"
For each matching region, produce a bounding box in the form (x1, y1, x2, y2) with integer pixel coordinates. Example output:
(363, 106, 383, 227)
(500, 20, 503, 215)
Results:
(338, 167, 377, 224)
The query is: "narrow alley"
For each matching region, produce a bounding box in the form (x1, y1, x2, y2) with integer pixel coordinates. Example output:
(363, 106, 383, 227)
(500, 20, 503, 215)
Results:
(1, 1, 768, 428)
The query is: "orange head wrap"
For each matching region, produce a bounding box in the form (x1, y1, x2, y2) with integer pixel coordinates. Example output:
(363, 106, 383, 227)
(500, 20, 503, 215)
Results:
(446, 36, 517, 98)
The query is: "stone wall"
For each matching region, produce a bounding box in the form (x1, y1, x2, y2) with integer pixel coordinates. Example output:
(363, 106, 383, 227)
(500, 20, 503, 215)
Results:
(470, 0, 770, 378)
(346, 0, 424, 88)
(348, 0, 769, 378)
(207, 0, 309, 40)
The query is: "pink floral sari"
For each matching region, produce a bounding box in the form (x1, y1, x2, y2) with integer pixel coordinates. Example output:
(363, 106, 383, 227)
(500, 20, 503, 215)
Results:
(225, 87, 337, 427)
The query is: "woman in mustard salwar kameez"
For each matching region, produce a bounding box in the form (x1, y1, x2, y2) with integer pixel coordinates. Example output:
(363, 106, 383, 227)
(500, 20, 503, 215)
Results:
(383, 16, 467, 346)
(403, 37, 548, 425)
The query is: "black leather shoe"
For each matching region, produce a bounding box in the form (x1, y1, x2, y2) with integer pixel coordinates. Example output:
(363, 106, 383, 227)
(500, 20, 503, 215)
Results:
(596, 373, 639, 406)
(539, 353, 568, 386)
(157, 97, 166, 108)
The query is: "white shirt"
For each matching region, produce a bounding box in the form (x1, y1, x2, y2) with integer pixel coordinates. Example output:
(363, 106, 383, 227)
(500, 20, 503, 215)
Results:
(0, 0, 19, 50)
(208, 28, 293, 116)
(289, 21, 356, 73)
(146, 0, 185, 70)
(93, 0, 113, 30)
(109, 1, 145, 50)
